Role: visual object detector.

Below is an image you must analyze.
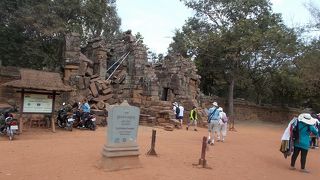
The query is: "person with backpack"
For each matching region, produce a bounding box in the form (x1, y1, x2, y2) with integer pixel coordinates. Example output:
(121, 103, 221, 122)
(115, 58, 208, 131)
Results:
(217, 107, 228, 142)
(290, 113, 318, 173)
(172, 102, 182, 128)
(187, 106, 198, 131)
(172, 102, 179, 119)
(177, 103, 184, 128)
(207, 101, 221, 145)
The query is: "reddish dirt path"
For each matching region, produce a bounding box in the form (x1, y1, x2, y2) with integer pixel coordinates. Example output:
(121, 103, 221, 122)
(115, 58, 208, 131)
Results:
(0, 121, 319, 180)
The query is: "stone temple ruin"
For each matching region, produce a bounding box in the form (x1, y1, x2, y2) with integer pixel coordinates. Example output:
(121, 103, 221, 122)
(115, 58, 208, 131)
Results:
(62, 32, 203, 128)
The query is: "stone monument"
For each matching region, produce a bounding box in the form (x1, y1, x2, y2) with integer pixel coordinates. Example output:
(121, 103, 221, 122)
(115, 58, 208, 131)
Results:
(97, 100, 141, 171)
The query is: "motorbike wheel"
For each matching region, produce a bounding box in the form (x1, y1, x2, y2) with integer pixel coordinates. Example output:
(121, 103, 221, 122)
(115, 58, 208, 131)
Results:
(73, 119, 80, 128)
(89, 122, 96, 131)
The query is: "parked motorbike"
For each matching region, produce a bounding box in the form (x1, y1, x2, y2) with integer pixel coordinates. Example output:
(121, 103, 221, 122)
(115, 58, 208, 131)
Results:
(57, 103, 74, 131)
(72, 110, 96, 131)
(0, 112, 18, 140)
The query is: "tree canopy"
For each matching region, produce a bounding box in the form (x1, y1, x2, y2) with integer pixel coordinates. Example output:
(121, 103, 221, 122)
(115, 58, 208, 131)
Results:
(171, 0, 318, 113)
(0, 0, 121, 70)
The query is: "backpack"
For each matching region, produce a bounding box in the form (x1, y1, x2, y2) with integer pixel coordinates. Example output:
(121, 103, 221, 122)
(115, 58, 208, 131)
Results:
(221, 112, 228, 123)
(291, 120, 310, 143)
(291, 120, 299, 141)
(175, 106, 180, 115)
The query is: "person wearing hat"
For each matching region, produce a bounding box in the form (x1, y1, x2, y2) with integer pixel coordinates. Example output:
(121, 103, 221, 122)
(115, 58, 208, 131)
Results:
(207, 101, 221, 145)
(172, 102, 182, 128)
(290, 113, 319, 173)
(217, 107, 228, 142)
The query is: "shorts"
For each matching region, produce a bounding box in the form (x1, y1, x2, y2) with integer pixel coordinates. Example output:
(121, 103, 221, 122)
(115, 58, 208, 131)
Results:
(208, 120, 219, 132)
(177, 116, 183, 120)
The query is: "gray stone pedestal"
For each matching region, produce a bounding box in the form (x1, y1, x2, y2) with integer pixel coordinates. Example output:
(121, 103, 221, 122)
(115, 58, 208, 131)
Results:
(97, 101, 141, 171)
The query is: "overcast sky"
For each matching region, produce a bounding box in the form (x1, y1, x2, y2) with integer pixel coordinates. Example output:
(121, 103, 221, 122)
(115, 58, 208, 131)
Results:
(117, 0, 319, 55)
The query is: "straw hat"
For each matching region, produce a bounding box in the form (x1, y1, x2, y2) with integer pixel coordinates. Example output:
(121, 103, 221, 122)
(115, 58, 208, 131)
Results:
(298, 113, 317, 125)
(212, 102, 218, 107)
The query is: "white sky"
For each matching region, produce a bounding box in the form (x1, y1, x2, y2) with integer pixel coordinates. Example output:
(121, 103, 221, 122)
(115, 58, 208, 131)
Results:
(117, 0, 319, 55)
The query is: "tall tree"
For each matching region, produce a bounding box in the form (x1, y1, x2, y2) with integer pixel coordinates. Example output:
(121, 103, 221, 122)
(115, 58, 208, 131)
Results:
(178, 0, 298, 117)
(0, 0, 121, 70)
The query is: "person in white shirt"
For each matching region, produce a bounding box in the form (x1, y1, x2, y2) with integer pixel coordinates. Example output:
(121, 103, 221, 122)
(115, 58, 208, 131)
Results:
(177, 104, 184, 128)
(218, 107, 228, 142)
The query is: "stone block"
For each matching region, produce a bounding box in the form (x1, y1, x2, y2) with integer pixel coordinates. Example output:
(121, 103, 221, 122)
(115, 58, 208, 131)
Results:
(95, 81, 103, 92)
(90, 82, 99, 97)
(102, 88, 112, 95)
(86, 67, 93, 76)
(78, 61, 87, 76)
(92, 94, 113, 102)
(76, 76, 85, 89)
(84, 77, 91, 88)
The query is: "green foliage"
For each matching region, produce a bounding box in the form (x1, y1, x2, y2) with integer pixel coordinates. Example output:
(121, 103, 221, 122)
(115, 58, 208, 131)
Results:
(0, 0, 121, 70)
(175, 0, 300, 112)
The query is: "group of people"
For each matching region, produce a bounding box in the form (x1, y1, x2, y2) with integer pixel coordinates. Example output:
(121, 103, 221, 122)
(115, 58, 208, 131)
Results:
(172, 102, 199, 131)
(171, 100, 320, 173)
(281, 112, 319, 173)
(172, 101, 229, 144)
(207, 101, 228, 145)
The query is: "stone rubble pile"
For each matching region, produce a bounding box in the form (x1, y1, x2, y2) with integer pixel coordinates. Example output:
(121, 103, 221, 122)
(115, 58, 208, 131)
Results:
(63, 32, 205, 128)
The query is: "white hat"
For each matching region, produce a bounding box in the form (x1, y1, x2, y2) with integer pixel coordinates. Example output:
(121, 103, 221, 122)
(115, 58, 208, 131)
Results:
(218, 107, 223, 111)
(173, 102, 178, 106)
(212, 102, 218, 107)
(298, 113, 317, 125)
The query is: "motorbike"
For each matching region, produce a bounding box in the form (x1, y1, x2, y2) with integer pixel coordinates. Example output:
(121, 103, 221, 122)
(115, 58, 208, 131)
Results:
(0, 112, 18, 140)
(72, 110, 96, 131)
(57, 103, 74, 131)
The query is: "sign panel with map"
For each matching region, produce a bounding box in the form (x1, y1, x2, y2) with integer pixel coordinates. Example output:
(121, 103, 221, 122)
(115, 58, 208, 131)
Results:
(23, 93, 53, 113)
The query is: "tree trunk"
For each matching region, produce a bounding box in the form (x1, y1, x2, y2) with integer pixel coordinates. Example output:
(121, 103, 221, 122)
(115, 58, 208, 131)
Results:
(227, 74, 235, 130)
(228, 77, 234, 117)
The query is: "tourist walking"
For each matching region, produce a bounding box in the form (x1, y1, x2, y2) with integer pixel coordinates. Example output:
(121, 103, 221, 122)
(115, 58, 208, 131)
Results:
(217, 107, 228, 142)
(177, 103, 184, 128)
(187, 106, 198, 131)
(310, 113, 320, 148)
(290, 113, 318, 173)
(207, 101, 221, 145)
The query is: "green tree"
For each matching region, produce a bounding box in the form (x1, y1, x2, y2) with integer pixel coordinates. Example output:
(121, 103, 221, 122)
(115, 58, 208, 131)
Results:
(295, 40, 320, 111)
(179, 0, 299, 116)
(0, 0, 121, 70)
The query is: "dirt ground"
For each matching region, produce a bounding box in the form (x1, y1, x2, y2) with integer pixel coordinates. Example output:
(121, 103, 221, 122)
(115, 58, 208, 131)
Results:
(0, 121, 319, 180)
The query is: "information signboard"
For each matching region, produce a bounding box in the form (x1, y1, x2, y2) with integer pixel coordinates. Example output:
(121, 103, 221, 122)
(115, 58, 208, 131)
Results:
(23, 93, 53, 113)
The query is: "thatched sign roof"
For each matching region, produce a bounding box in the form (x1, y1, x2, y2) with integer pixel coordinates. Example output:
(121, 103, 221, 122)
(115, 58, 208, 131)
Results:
(2, 69, 72, 92)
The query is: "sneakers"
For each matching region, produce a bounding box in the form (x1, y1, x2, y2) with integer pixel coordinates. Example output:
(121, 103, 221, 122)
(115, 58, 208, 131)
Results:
(207, 139, 214, 145)
(289, 166, 296, 170)
(300, 169, 310, 173)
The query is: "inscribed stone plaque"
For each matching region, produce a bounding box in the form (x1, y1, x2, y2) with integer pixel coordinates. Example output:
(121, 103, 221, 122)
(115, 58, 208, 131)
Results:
(107, 103, 140, 146)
